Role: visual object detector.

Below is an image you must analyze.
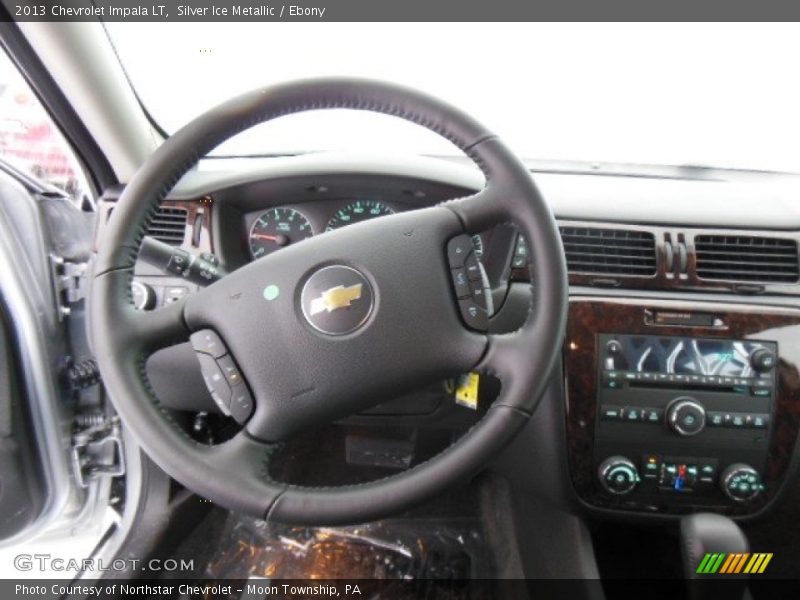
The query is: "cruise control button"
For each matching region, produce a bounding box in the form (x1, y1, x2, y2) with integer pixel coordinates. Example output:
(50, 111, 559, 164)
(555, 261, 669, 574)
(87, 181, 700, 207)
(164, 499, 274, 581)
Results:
(451, 268, 471, 298)
(458, 298, 488, 330)
(447, 235, 474, 268)
(190, 329, 228, 359)
(229, 384, 254, 423)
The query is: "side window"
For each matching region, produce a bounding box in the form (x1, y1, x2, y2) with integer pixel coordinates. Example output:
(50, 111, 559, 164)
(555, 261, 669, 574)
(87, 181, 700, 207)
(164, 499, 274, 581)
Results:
(0, 48, 90, 202)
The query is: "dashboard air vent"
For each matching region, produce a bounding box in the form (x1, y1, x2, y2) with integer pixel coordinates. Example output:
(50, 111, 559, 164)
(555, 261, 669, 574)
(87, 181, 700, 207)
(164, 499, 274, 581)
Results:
(695, 235, 799, 283)
(559, 226, 657, 276)
(147, 206, 188, 246)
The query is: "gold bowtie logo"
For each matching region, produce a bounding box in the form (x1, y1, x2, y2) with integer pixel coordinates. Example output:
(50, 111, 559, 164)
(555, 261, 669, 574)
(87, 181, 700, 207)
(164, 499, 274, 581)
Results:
(309, 283, 363, 315)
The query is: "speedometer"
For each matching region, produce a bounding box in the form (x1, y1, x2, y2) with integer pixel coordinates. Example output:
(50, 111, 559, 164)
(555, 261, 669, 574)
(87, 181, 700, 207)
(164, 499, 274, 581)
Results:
(249, 207, 314, 259)
(325, 200, 395, 231)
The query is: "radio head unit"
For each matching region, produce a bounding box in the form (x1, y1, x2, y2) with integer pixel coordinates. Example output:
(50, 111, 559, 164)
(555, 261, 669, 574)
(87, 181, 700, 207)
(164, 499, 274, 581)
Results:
(594, 333, 777, 509)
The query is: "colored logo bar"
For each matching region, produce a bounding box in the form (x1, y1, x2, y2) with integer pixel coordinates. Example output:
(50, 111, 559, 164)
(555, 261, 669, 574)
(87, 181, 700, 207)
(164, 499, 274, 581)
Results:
(696, 552, 773, 574)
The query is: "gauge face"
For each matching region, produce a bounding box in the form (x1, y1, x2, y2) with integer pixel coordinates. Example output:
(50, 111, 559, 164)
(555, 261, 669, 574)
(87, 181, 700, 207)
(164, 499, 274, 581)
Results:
(471, 234, 484, 261)
(325, 200, 395, 231)
(249, 207, 314, 259)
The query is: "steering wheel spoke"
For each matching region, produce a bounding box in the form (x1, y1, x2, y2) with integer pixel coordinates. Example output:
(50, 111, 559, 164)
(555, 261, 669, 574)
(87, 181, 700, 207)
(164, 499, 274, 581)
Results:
(127, 296, 190, 352)
(447, 183, 511, 233)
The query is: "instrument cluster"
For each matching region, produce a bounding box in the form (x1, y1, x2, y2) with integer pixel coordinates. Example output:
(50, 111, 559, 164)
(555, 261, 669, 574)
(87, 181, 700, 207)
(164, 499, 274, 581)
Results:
(246, 199, 486, 261)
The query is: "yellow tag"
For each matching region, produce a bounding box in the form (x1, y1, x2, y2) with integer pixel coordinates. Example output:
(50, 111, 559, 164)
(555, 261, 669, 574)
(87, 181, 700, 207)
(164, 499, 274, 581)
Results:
(455, 373, 480, 410)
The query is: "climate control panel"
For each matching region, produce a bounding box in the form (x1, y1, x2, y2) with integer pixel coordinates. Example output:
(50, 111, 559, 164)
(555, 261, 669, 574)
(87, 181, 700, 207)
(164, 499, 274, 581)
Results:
(595, 454, 764, 502)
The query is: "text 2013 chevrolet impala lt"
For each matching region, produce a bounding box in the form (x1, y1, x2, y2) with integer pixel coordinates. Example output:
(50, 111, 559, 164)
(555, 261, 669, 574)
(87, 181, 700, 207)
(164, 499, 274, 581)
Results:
(0, 16, 799, 600)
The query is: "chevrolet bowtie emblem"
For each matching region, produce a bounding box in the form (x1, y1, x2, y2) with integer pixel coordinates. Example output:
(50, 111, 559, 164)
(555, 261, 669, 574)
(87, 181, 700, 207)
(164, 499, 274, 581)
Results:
(309, 283, 363, 315)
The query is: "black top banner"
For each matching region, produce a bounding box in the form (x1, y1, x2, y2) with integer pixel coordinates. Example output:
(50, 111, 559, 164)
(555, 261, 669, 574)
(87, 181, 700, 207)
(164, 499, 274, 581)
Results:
(3, 0, 800, 22)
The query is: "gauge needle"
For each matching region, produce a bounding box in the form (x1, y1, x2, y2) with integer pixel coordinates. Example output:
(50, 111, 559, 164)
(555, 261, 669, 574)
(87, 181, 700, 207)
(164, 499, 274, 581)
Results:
(252, 233, 290, 246)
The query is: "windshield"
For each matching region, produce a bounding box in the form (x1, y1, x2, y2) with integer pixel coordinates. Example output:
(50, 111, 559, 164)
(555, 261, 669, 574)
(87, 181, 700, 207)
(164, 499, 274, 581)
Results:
(106, 23, 800, 173)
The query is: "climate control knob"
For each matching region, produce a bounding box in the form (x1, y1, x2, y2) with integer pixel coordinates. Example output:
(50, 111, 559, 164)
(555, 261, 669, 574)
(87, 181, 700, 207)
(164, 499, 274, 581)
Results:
(598, 456, 640, 495)
(720, 464, 762, 502)
(666, 397, 706, 436)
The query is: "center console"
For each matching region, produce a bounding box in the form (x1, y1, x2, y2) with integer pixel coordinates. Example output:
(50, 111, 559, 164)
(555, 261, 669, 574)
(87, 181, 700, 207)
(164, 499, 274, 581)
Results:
(565, 298, 800, 516)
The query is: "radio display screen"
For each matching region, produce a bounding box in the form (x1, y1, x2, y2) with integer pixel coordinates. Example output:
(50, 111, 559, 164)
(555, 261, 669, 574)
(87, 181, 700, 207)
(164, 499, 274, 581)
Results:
(604, 334, 776, 379)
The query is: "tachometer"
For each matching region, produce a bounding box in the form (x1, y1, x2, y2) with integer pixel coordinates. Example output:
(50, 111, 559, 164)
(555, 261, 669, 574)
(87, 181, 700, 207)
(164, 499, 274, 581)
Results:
(249, 207, 314, 259)
(325, 200, 395, 231)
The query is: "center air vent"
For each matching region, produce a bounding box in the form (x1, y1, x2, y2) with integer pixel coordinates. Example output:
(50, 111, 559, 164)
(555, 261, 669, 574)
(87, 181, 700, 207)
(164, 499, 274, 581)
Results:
(559, 226, 657, 276)
(695, 235, 799, 283)
(147, 206, 188, 245)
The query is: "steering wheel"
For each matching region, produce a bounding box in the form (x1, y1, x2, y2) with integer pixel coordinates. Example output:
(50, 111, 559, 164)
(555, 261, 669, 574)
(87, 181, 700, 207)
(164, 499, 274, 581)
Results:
(90, 78, 567, 525)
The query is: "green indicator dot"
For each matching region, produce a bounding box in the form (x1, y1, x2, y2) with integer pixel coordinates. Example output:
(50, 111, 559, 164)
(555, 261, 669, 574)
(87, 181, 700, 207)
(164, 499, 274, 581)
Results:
(263, 284, 280, 301)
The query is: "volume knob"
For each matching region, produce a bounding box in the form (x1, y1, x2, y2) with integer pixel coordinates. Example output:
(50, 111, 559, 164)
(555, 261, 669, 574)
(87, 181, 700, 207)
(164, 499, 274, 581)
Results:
(750, 348, 777, 372)
(598, 456, 639, 495)
(666, 397, 706, 436)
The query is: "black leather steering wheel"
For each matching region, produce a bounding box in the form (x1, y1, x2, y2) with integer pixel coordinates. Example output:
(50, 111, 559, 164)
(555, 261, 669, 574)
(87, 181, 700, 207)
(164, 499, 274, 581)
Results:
(90, 78, 567, 525)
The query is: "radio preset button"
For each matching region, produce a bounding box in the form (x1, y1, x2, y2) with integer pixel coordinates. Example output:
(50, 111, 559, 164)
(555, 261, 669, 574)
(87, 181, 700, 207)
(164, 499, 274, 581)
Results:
(624, 408, 641, 421)
(600, 405, 622, 420)
(704, 411, 770, 429)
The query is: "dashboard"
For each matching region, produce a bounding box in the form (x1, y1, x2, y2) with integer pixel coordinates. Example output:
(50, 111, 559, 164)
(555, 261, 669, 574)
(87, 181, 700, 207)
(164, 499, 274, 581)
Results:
(93, 153, 800, 523)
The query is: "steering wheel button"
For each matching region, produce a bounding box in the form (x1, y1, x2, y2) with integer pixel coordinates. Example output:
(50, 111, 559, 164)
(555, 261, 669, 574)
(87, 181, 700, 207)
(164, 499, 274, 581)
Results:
(447, 234, 474, 268)
(451, 268, 471, 298)
(217, 355, 243, 386)
(470, 282, 488, 309)
(229, 385, 254, 423)
(190, 329, 229, 358)
(209, 391, 231, 416)
(195, 353, 232, 408)
(464, 254, 482, 280)
(458, 298, 488, 330)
